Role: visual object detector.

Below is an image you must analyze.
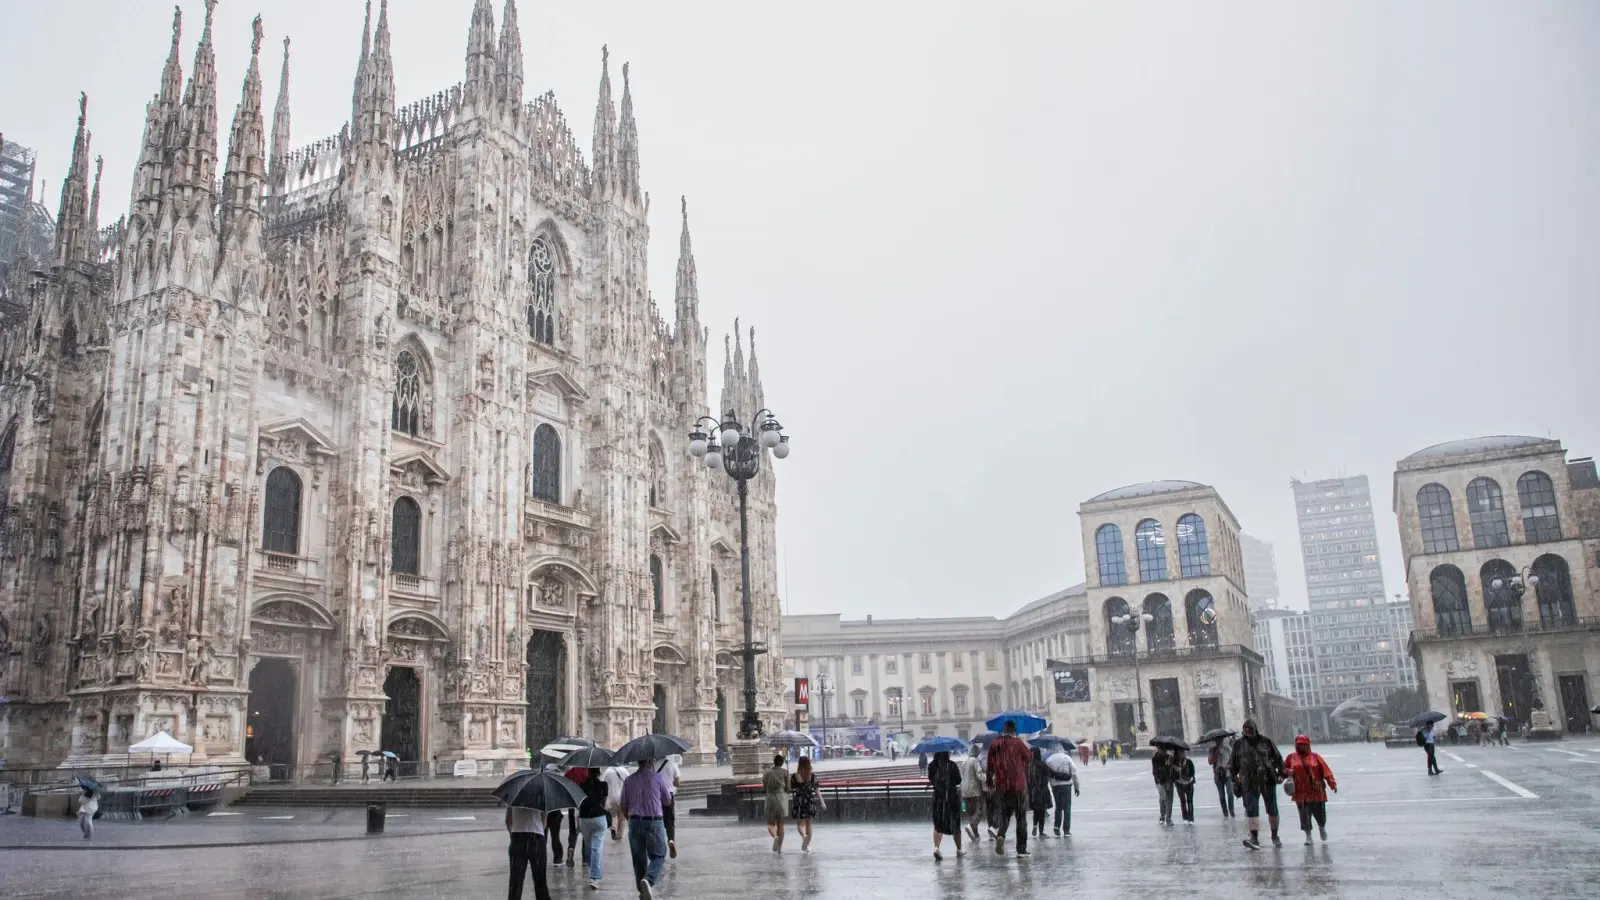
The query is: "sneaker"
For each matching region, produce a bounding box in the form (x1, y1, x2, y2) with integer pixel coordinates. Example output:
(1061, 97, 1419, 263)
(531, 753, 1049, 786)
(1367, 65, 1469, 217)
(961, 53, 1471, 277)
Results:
(772, 835, 782, 852)
(638, 879, 652, 900)
(933, 849, 943, 861)
(669, 840, 677, 859)
(995, 836, 1005, 855)
(1304, 833, 1313, 845)
(1243, 838, 1260, 850)
(966, 823, 978, 840)
(1319, 826, 1328, 842)
(1271, 834, 1283, 848)
(566, 855, 576, 868)
(1016, 849, 1030, 857)
(1053, 828, 1061, 837)
(588, 882, 600, 891)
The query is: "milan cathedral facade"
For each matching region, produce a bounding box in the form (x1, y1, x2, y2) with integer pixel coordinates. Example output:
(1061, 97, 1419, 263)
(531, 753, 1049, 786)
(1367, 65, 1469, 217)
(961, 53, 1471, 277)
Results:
(0, 0, 785, 770)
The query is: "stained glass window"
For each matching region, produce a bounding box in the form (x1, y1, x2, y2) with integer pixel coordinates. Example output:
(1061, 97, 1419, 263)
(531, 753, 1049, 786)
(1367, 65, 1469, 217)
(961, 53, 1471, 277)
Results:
(391, 496, 421, 575)
(528, 236, 556, 345)
(531, 424, 561, 503)
(263, 467, 302, 554)
(393, 350, 421, 436)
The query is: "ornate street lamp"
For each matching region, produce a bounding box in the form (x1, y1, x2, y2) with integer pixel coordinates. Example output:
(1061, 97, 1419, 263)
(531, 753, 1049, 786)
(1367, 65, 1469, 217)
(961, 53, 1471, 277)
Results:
(1111, 611, 1155, 733)
(688, 409, 790, 740)
(1487, 565, 1545, 717)
(816, 672, 835, 754)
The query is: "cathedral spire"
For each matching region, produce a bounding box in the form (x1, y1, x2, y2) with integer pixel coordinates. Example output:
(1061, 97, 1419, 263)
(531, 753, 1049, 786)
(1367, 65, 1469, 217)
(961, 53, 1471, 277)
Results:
(748, 324, 764, 409)
(464, 0, 497, 104)
(733, 316, 745, 382)
(269, 36, 291, 194)
(53, 93, 94, 268)
(591, 46, 615, 196)
(173, 0, 220, 198)
(617, 61, 640, 201)
(131, 6, 184, 210)
(351, 0, 395, 161)
(350, 0, 371, 127)
(496, 0, 523, 108)
(89, 155, 103, 238)
(674, 196, 699, 326)
(220, 16, 267, 248)
(159, 5, 184, 109)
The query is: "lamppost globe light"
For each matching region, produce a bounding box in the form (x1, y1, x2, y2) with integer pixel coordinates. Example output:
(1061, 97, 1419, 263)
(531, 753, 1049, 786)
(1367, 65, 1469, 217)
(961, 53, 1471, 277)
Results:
(704, 448, 723, 469)
(688, 435, 708, 457)
(759, 428, 781, 449)
(1140, 613, 1154, 623)
(1528, 574, 1540, 586)
(773, 436, 791, 459)
(1491, 578, 1505, 590)
(1112, 614, 1128, 625)
(719, 425, 741, 447)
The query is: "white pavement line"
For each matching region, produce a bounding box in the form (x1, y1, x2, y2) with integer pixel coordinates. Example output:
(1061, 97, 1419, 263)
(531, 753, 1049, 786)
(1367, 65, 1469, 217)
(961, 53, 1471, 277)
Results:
(207, 811, 243, 816)
(1481, 769, 1538, 799)
(436, 815, 477, 820)
(1443, 751, 1465, 763)
(261, 815, 296, 820)
(1465, 763, 1479, 769)
(388, 814, 408, 818)
(1586, 748, 1600, 754)
(1548, 748, 1589, 758)
(1330, 796, 1507, 806)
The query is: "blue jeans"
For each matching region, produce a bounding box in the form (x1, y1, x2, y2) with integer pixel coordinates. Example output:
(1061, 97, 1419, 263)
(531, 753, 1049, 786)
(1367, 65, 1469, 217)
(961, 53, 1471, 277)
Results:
(627, 816, 667, 886)
(580, 816, 608, 883)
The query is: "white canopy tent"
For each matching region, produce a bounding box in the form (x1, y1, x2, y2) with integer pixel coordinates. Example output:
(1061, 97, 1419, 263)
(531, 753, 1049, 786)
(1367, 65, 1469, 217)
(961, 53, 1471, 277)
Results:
(128, 731, 193, 754)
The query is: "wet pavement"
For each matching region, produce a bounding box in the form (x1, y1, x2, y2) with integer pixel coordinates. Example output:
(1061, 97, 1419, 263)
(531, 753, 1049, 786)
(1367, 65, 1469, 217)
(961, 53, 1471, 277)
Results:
(5, 740, 1600, 897)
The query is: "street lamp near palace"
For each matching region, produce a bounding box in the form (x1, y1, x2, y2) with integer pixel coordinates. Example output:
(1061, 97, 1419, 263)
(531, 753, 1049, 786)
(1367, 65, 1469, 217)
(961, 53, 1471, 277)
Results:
(1111, 611, 1155, 733)
(816, 672, 835, 754)
(887, 687, 906, 744)
(1487, 565, 1545, 716)
(688, 409, 790, 740)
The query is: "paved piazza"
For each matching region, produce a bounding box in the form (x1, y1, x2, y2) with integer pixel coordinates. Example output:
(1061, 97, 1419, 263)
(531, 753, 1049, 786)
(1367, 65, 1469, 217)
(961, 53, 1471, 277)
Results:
(6, 742, 1600, 898)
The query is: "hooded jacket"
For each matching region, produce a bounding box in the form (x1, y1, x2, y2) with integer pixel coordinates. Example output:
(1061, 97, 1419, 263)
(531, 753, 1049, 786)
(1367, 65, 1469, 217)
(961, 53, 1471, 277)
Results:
(1284, 735, 1337, 804)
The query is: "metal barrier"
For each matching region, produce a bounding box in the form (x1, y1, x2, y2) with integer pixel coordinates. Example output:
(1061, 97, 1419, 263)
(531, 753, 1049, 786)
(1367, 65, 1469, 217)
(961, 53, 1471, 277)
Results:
(18, 768, 247, 819)
(0, 782, 20, 815)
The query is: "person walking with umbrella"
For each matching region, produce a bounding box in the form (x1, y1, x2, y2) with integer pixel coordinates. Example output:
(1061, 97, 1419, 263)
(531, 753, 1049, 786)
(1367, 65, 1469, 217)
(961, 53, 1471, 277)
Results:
(75, 783, 98, 841)
(494, 768, 585, 900)
(1203, 731, 1236, 818)
(360, 750, 372, 784)
(1412, 712, 1445, 775)
(620, 758, 673, 899)
(1151, 742, 1176, 826)
(1173, 746, 1196, 824)
(928, 749, 964, 859)
(1044, 749, 1079, 837)
(1230, 718, 1285, 849)
(1284, 734, 1337, 844)
(985, 721, 1033, 857)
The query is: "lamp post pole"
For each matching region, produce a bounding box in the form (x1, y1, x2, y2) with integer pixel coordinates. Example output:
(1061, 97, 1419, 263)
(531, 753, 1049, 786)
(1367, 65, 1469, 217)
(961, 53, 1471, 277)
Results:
(688, 410, 790, 740)
(1113, 612, 1155, 735)
(817, 672, 832, 753)
(1488, 565, 1544, 721)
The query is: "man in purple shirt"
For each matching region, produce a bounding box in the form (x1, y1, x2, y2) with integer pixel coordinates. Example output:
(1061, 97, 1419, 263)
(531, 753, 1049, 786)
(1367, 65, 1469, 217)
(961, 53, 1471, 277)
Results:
(619, 759, 673, 899)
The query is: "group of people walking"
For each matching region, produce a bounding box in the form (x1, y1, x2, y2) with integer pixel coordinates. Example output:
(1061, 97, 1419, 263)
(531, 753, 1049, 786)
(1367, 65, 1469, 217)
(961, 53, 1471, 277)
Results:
(924, 721, 1083, 860)
(763, 754, 827, 853)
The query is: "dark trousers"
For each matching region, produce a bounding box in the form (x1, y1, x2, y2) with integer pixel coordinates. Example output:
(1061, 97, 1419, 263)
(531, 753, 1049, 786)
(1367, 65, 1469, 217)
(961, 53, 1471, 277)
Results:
(1030, 806, 1047, 833)
(1177, 782, 1195, 822)
(1215, 774, 1235, 816)
(546, 810, 580, 863)
(993, 792, 1028, 853)
(1050, 784, 1073, 833)
(1296, 801, 1327, 832)
(663, 799, 675, 843)
(1425, 744, 1441, 774)
(507, 832, 551, 900)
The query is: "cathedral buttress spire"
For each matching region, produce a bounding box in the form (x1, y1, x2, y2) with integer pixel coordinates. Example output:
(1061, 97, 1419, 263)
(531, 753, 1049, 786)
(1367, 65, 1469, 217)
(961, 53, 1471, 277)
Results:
(159, 5, 184, 110)
(748, 325, 764, 410)
(131, 7, 183, 211)
(497, 0, 523, 108)
(269, 36, 291, 194)
(464, 0, 497, 104)
(220, 16, 267, 250)
(591, 46, 615, 196)
(674, 196, 699, 327)
(53, 93, 93, 268)
(351, 0, 395, 163)
(172, 0, 220, 200)
(89, 155, 103, 238)
(618, 62, 640, 202)
(350, 0, 371, 128)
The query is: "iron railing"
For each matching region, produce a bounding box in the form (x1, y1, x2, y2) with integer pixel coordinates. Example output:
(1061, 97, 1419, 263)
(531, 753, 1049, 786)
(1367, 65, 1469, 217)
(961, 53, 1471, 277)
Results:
(1046, 643, 1263, 670)
(1410, 616, 1600, 643)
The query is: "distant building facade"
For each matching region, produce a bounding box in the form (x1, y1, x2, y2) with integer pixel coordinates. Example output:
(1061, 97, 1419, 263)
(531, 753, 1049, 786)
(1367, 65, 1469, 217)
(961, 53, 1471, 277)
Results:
(781, 585, 1091, 744)
(1241, 533, 1280, 610)
(0, 135, 54, 275)
(1394, 436, 1600, 733)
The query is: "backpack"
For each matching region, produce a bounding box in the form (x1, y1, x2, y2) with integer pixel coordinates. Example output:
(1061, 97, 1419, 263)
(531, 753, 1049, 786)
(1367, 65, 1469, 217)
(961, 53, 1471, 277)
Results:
(1415, 730, 1426, 747)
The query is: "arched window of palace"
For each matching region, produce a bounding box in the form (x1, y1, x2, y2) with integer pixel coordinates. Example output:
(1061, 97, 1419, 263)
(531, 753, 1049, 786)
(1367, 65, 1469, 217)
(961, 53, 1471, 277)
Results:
(650, 554, 665, 615)
(1143, 594, 1175, 652)
(1417, 484, 1459, 553)
(1095, 524, 1127, 586)
(391, 497, 421, 576)
(1480, 559, 1522, 633)
(262, 467, 303, 554)
(1105, 597, 1134, 656)
(1177, 513, 1211, 577)
(1466, 477, 1510, 550)
(1531, 553, 1576, 627)
(1517, 471, 1561, 543)
(1429, 565, 1471, 636)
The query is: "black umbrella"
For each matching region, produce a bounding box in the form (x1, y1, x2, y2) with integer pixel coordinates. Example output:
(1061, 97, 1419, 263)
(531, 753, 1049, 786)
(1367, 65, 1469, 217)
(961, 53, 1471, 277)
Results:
(1150, 735, 1190, 751)
(1196, 727, 1236, 744)
(355, 749, 375, 758)
(613, 733, 693, 765)
(75, 776, 106, 794)
(968, 732, 1001, 748)
(1407, 711, 1447, 728)
(492, 769, 586, 811)
(554, 745, 616, 769)
(1028, 735, 1077, 753)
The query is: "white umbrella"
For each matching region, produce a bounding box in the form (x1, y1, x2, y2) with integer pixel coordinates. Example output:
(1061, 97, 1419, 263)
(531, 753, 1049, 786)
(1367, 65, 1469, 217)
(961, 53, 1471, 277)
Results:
(1044, 751, 1076, 777)
(129, 731, 193, 754)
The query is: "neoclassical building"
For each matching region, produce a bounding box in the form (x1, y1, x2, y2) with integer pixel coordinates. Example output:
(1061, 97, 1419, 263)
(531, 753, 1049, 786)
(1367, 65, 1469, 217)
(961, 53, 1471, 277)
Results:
(1051, 481, 1276, 743)
(1394, 436, 1600, 733)
(0, 0, 784, 770)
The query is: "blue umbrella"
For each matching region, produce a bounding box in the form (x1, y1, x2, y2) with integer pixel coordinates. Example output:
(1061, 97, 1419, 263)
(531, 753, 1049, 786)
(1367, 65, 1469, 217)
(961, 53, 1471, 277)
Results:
(910, 736, 967, 755)
(985, 711, 1048, 735)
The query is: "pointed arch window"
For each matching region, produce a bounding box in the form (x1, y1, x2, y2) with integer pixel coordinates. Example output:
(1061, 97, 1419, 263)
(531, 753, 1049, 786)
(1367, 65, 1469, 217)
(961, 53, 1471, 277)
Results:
(1095, 524, 1127, 586)
(531, 424, 561, 504)
(528, 235, 557, 345)
(649, 554, 665, 615)
(1517, 471, 1561, 543)
(710, 568, 721, 621)
(648, 441, 667, 508)
(391, 496, 421, 576)
(1135, 519, 1167, 582)
(1177, 513, 1211, 576)
(1466, 478, 1510, 550)
(393, 350, 422, 436)
(262, 466, 302, 554)
(1417, 484, 1459, 553)
(1428, 565, 1470, 636)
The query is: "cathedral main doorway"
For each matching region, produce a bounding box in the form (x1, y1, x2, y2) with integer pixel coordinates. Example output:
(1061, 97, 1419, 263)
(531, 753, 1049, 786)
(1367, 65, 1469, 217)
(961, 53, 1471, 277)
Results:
(525, 631, 565, 753)
(245, 658, 297, 780)
(380, 667, 421, 776)
(652, 684, 669, 734)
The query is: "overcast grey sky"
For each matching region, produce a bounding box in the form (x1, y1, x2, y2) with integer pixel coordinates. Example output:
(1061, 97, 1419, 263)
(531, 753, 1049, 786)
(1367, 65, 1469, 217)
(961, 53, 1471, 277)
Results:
(3, 1, 1597, 619)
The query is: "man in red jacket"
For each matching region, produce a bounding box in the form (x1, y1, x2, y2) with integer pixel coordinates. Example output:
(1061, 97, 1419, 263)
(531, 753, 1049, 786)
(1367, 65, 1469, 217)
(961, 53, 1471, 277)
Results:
(984, 721, 1033, 857)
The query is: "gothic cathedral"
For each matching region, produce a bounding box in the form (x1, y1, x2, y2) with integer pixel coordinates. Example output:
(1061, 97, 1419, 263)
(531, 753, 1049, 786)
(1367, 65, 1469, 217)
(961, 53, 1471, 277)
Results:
(0, 0, 785, 770)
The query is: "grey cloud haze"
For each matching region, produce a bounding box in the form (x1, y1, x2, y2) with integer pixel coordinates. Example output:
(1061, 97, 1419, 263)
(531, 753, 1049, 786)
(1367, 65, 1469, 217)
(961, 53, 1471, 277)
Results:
(3, 1, 1596, 618)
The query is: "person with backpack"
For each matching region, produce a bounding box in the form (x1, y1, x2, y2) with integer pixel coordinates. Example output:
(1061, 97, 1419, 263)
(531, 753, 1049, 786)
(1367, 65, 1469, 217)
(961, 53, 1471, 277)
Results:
(1229, 718, 1285, 849)
(1417, 721, 1442, 775)
(1283, 734, 1337, 844)
(1208, 735, 1236, 818)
